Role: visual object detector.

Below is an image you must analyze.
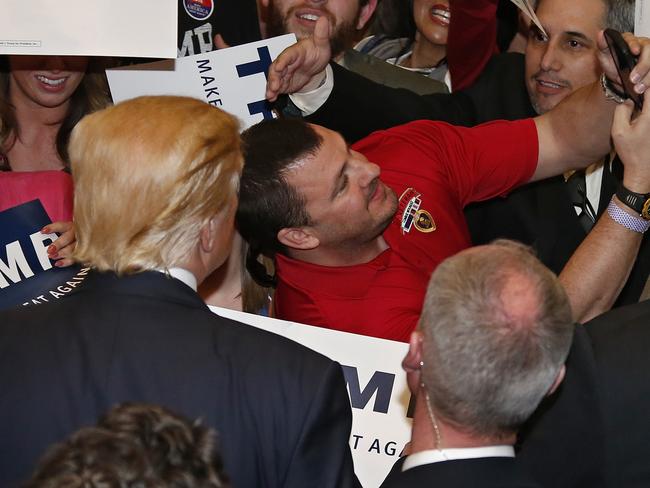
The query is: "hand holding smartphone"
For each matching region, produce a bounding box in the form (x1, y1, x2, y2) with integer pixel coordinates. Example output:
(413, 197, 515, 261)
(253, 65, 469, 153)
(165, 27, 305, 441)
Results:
(603, 28, 644, 110)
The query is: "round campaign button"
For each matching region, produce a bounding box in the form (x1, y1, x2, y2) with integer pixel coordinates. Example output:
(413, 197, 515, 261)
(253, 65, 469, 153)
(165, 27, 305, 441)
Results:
(183, 0, 214, 21)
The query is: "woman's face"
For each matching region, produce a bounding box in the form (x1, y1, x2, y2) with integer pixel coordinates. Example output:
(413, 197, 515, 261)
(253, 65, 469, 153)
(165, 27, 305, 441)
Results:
(8, 56, 88, 109)
(412, 0, 450, 47)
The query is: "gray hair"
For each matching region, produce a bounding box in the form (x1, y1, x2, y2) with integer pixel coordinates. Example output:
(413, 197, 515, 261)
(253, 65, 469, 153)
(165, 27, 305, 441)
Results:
(419, 240, 574, 439)
(534, 0, 635, 32)
(605, 0, 635, 32)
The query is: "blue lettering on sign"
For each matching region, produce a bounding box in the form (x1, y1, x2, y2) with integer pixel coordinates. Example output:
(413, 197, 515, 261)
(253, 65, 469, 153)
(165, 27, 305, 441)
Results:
(342, 365, 395, 414)
(0, 200, 87, 310)
(235, 46, 274, 120)
(196, 59, 223, 107)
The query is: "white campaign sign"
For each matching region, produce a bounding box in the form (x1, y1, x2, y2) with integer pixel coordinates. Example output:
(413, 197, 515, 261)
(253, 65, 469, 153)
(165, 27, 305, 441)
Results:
(0, 0, 176, 57)
(210, 306, 412, 488)
(107, 35, 296, 131)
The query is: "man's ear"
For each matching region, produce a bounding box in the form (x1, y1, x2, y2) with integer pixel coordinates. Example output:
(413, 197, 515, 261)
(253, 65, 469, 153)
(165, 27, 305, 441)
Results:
(402, 330, 424, 394)
(260, 0, 269, 8)
(356, 0, 378, 30)
(546, 365, 566, 397)
(199, 217, 218, 253)
(277, 227, 320, 250)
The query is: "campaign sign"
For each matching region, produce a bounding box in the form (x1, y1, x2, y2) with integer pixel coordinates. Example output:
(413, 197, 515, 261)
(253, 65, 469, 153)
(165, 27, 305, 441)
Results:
(210, 306, 412, 488)
(0, 200, 88, 311)
(0, 0, 176, 57)
(107, 34, 297, 130)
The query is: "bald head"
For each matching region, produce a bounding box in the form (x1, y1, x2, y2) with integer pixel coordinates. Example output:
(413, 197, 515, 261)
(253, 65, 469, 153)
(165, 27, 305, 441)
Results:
(418, 240, 573, 438)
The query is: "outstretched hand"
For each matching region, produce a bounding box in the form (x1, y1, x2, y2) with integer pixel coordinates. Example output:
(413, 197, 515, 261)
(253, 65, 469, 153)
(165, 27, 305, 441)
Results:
(266, 16, 332, 102)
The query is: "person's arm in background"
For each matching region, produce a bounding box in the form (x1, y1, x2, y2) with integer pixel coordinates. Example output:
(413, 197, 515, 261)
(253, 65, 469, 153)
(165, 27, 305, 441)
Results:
(447, 0, 499, 91)
(268, 17, 478, 143)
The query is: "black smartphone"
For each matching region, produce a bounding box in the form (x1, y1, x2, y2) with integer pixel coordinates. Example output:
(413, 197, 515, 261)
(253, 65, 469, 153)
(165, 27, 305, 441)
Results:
(603, 28, 643, 110)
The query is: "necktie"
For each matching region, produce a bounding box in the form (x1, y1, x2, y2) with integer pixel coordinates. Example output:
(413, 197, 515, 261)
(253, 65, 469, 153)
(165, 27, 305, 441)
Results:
(566, 169, 596, 233)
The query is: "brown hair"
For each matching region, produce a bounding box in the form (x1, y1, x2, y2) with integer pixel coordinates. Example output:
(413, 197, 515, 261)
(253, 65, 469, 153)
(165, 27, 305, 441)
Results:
(0, 56, 111, 169)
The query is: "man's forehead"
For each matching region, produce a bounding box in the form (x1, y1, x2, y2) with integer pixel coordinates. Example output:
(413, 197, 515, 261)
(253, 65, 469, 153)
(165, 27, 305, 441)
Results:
(535, 0, 606, 32)
(284, 125, 346, 184)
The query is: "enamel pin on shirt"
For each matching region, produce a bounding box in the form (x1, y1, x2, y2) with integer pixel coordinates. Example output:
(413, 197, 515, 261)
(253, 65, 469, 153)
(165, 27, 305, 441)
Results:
(398, 187, 436, 234)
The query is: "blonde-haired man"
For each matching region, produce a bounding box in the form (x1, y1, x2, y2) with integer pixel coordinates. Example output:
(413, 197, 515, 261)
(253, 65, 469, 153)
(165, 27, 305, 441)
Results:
(0, 96, 360, 488)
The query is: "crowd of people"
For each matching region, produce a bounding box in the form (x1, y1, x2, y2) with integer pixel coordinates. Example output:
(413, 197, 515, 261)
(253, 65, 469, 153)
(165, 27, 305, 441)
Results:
(2, 0, 650, 487)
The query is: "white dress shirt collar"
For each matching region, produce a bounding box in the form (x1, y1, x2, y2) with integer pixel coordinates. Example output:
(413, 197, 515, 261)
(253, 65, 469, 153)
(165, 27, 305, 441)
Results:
(403, 445, 515, 471)
(156, 267, 197, 292)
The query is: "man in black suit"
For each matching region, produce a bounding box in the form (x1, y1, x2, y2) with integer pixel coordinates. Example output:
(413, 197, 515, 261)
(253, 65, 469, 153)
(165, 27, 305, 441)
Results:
(382, 240, 573, 488)
(518, 296, 650, 488)
(0, 96, 359, 488)
(265, 0, 647, 324)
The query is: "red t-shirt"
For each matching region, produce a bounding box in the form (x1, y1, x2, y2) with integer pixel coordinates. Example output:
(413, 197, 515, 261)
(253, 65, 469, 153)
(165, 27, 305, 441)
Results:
(275, 119, 538, 342)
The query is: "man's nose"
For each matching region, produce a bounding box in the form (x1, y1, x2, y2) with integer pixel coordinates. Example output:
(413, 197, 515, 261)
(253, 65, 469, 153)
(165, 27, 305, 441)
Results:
(355, 161, 381, 188)
(539, 42, 562, 72)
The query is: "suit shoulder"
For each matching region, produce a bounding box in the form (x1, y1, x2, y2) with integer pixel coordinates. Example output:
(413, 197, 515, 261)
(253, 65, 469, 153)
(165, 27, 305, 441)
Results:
(583, 300, 650, 352)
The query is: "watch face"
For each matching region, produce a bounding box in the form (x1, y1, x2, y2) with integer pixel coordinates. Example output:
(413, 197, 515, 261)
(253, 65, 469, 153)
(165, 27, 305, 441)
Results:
(641, 198, 650, 220)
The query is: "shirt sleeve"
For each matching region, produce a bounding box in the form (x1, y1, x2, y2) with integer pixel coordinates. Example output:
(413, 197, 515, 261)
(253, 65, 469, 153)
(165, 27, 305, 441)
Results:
(289, 64, 334, 116)
(439, 118, 539, 205)
(360, 118, 538, 207)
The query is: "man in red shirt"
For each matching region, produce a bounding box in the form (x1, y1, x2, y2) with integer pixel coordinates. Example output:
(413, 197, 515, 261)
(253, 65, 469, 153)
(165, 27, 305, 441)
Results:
(237, 50, 634, 341)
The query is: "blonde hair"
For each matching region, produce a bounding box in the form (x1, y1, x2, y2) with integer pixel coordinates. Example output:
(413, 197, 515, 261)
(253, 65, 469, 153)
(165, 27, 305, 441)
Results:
(70, 96, 242, 274)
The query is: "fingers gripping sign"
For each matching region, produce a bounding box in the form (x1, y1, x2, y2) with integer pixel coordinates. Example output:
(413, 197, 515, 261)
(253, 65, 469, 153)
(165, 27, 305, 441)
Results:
(42, 221, 76, 268)
(266, 16, 332, 102)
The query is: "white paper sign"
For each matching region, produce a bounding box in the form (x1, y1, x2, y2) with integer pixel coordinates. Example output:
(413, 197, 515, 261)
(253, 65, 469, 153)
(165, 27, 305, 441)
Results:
(210, 307, 412, 488)
(107, 35, 296, 130)
(636, 0, 650, 36)
(0, 0, 176, 58)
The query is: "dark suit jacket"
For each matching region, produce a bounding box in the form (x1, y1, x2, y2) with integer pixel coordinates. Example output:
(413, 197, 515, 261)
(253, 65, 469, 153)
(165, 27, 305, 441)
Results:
(0, 271, 359, 488)
(518, 303, 650, 488)
(380, 457, 541, 488)
(306, 54, 650, 305)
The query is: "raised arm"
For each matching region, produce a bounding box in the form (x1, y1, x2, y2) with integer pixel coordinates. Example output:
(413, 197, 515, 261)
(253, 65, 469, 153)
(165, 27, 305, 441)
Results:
(267, 17, 477, 142)
(546, 32, 650, 322)
(560, 95, 650, 322)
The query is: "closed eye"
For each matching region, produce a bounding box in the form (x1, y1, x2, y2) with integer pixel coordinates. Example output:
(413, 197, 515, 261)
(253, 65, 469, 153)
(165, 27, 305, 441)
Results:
(336, 174, 349, 196)
(529, 25, 548, 43)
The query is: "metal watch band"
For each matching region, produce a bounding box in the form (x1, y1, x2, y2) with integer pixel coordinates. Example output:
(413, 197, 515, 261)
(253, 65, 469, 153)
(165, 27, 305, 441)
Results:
(607, 198, 650, 233)
(600, 73, 627, 104)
